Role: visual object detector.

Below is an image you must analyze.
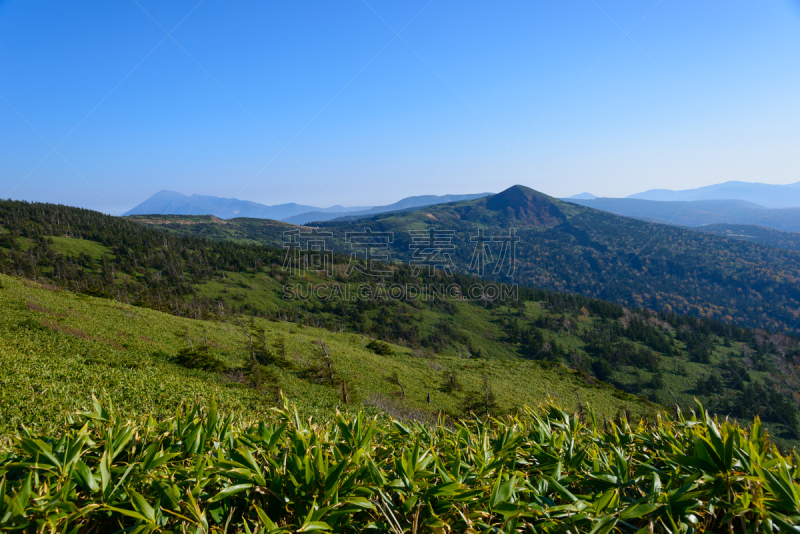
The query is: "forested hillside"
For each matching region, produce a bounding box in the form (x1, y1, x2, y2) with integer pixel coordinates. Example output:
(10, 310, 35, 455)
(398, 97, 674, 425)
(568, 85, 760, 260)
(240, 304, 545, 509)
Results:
(695, 223, 800, 252)
(318, 187, 800, 333)
(132, 186, 800, 334)
(3, 198, 800, 443)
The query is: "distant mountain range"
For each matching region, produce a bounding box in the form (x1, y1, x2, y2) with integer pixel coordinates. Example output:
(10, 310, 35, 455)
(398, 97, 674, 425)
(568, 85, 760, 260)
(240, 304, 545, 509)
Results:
(563, 197, 800, 232)
(123, 190, 371, 220)
(560, 180, 800, 232)
(569, 180, 800, 209)
(124, 190, 492, 224)
(627, 180, 800, 208)
(127, 180, 800, 235)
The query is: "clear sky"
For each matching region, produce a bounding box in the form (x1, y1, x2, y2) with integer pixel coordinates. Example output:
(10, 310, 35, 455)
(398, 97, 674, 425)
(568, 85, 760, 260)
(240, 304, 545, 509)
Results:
(2, 0, 800, 214)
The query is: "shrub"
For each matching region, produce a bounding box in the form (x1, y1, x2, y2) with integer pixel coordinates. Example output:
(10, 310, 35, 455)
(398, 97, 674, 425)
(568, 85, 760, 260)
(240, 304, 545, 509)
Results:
(440, 370, 462, 393)
(174, 347, 227, 372)
(592, 359, 613, 382)
(366, 339, 394, 356)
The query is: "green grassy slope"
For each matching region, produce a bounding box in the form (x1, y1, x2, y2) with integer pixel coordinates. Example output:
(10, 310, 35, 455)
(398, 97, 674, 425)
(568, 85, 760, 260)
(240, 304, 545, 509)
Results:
(0, 274, 656, 434)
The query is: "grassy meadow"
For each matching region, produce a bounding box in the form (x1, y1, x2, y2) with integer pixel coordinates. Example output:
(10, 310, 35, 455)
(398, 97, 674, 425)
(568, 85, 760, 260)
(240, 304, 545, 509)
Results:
(0, 273, 655, 435)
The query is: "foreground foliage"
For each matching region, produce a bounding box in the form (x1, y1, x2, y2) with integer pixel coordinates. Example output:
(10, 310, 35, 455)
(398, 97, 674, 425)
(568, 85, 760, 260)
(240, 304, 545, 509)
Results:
(2, 397, 799, 533)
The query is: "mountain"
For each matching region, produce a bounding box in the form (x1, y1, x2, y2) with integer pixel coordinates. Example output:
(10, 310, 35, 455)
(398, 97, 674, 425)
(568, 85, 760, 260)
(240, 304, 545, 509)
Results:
(628, 180, 800, 208)
(131, 184, 800, 334)
(124, 190, 492, 224)
(4, 197, 800, 445)
(123, 190, 369, 220)
(312, 185, 800, 332)
(484, 185, 568, 226)
(282, 192, 493, 224)
(563, 197, 800, 232)
(566, 192, 597, 199)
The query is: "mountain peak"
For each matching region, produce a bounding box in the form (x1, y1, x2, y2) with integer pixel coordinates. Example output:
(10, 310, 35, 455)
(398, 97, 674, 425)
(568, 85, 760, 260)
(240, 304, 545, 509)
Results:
(485, 185, 566, 226)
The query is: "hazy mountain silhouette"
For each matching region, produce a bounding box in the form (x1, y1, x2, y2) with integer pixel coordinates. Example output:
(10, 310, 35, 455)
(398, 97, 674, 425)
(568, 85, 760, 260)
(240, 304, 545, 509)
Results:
(627, 180, 800, 208)
(123, 190, 365, 220)
(283, 192, 492, 224)
(564, 197, 800, 232)
(125, 190, 492, 223)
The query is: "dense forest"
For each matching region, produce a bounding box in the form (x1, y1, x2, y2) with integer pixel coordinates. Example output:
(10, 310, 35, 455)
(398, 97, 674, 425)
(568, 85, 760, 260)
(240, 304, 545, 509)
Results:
(696, 223, 800, 251)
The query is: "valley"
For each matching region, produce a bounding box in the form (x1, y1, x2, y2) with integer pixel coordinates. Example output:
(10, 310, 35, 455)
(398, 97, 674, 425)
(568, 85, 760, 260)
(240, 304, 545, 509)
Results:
(2, 194, 800, 445)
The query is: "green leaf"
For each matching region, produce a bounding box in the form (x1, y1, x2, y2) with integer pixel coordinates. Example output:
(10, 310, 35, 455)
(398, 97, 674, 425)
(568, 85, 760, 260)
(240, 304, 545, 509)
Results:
(99, 450, 110, 494)
(724, 431, 734, 472)
(298, 521, 332, 532)
(649, 472, 662, 498)
(104, 506, 148, 522)
(343, 497, 375, 510)
(492, 476, 516, 509)
(208, 483, 253, 503)
(207, 396, 218, 434)
(767, 511, 800, 534)
(74, 461, 99, 492)
(546, 476, 578, 503)
(594, 489, 617, 513)
(253, 505, 278, 529)
(589, 515, 618, 534)
(154, 481, 181, 510)
(130, 490, 156, 523)
(143, 451, 180, 472)
(19, 438, 61, 469)
(108, 462, 136, 501)
(10, 472, 31, 518)
(620, 503, 662, 520)
(493, 502, 528, 517)
(0, 477, 7, 517)
(367, 458, 386, 486)
(426, 481, 462, 497)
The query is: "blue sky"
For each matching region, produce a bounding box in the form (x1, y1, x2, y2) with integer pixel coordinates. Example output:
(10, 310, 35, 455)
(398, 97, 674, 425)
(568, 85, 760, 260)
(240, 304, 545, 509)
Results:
(2, 0, 799, 213)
